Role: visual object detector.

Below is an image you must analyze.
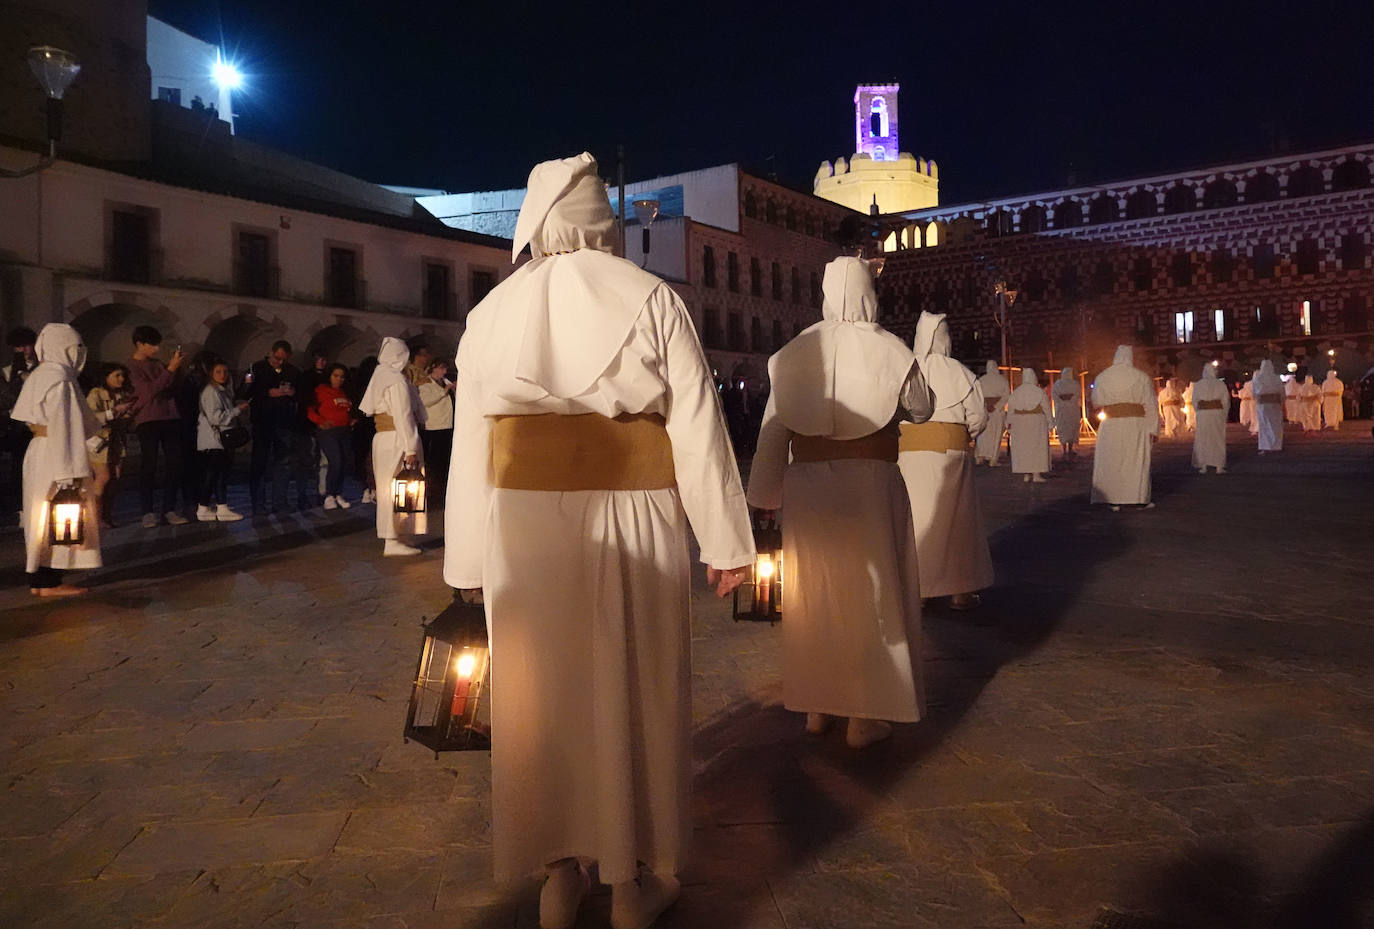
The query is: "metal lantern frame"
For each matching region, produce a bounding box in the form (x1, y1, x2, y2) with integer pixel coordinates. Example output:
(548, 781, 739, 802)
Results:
(48, 483, 87, 546)
(392, 464, 427, 514)
(403, 593, 492, 755)
(733, 516, 784, 623)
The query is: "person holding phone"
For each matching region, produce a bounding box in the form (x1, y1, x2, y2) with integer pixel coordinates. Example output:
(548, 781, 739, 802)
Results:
(418, 359, 455, 505)
(128, 325, 189, 527)
(245, 340, 307, 514)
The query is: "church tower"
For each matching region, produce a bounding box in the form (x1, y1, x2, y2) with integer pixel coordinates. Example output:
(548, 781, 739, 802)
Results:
(815, 82, 939, 217)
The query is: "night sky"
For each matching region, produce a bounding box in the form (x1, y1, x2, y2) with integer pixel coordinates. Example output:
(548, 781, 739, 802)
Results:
(149, 0, 1372, 204)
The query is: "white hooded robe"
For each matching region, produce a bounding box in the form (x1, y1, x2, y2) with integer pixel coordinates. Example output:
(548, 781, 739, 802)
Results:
(1238, 380, 1257, 434)
(973, 361, 1010, 464)
(747, 257, 931, 723)
(444, 154, 753, 885)
(1321, 371, 1344, 430)
(11, 324, 102, 573)
(1091, 346, 1159, 505)
(359, 337, 427, 540)
(1253, 361, 1284, 451)
(1284, 376, 1301, 423)
(1052, 367, 1082, 447)
(1298, 376, 1322, 431)
(1158, 379, 1186, 438)
(897, 312, 993, 599)
(1008, 368, 1052, 475)
(1190, 367, 1230, 471)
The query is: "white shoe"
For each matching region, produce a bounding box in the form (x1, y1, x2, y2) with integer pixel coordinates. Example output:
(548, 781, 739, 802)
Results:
(1032, 474, 1047, 483)
(383, 540, 421, 557)
(164, 511, 189, 525)
(805, 713, 832, 735)
(215, 504, 244, 522)
(1197, 468, 1207, 474)
(1023, 474, 1032, 483)
(539, 860, 589, 929)
(361, 489, 375, 504)
(611, 871, 681, 929)
(335, 496, 351, 509)
(846, 717, 893, 749)
(196, 505, 216, 522)
(323, 495, 338, 510)
(1216, 468, 1227, 474)
(142, 512, 161, 528)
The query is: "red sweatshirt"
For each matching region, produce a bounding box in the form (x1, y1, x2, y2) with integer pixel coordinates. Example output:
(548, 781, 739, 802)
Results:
(308, 384, 353, 429)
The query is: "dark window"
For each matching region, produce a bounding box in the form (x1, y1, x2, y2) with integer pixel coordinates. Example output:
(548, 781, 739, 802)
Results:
(702, 246, 716, 287)
(1245, 173, 1280, 202)
(1092, 259, 1115, 295)
(423, 262, 452, 319)
(750, 257, 762, 297)
(157, 86, 181, 105)
(744, 193, 757, 219)
(1342, 295, 1369, 333)
(1341, 233, 1366, 270)
(1331, 159, 1370, 191)
(750, 317, 764, 352)
(1211, 249, 1234, 283)
(810, 272, 821, 308)
(1287, 166, 1325, 198)
(905, 284, 923, 315)
(933, 280, 951, 312)
(771, 262, 783, 300)
(1203, 180, 1238, 209)
(1021, 205, 1047, 233)
(1163, 185, 1196, 214)
(870, 111, 882, 137)
(804, 214, 816, 236)
(702, 307, 723, 349)
(1253, 303, 1279, 338)
(765, 200, 778, 225)
(791, 266, 801, 303)
(772, 319, 784, 349)
(727, 312, 744, 351)
(1252, 243, 1275, 279)
(1134, 313, 1155, 346)
(1133, 257, 1153, 291)
(986, 210, 1012, 236)
(110, 209, 152, 284)
(1089, 196, 1119, 223)
(1059, 265, 1080, 300)
(1125, 189, 1157, 219)
(327, 247, 359, 308)
(234, 230, 272, 297)
(1296, 238, 1320, 275)
(471, 268, 497, 305)
(1171, 252, 1193, 288)
(1025, 270, 1047, 302)
(1053, 200, 1083, 228)
(727, 252, 740, 292)
(786, 206, 798, 231)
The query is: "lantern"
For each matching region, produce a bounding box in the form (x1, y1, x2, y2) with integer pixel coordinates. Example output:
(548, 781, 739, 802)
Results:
(404, 591, 491, 754)
(733, 516, 784, 623)
(48, 483, 86, 546)
(392, 464, 426, 514)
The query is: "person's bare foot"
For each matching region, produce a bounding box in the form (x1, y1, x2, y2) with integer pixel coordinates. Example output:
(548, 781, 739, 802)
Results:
(805, 712, 833, 735)
(32, 584, 87, 598)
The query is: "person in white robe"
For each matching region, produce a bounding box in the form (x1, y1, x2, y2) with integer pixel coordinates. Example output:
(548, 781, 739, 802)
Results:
(1321, 370, 1345, 430)
(1298, 375, 1323, 432)
(11, 323, 102, 596)
(973, 360, 1009, 466)
(1158, 378, 1186, 438)
(1237, 378, 1257, 435)
(444, 153, 754, 929)
(1091, 345, 1159, 509)
(1008, 368, 1051, 482)
(1182, 380, 1197, 432)
(1252, 360, 1285, 453)
(748, 256, 933, 751)
(1284, 374, 1301, 423)
(1052, 366, 1082, 459)
(1190, 365, 1230, 474)
(897, 312, 993, 611)
(359, 337, 428, 555)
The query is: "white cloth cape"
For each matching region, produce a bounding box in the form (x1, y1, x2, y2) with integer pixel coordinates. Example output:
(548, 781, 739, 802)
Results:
(1322, 371, 1344, 429)
(1091, 346, 1158, 504)
(361, 337, 427, 539)
(1008, 369, 1051, 475)
(11, 324, 101, 572)
(973, 361, 1010, 463)
(445, 162, 753, 884)
(1052, 368, 1082, 445)
(1190, 368, 1230, 470)
(1253, 361, 1284, 451)
(898, 312, 992, 598)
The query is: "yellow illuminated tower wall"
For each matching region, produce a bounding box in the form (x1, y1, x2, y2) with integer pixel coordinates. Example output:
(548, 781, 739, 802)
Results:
(814, 83, 939, 215)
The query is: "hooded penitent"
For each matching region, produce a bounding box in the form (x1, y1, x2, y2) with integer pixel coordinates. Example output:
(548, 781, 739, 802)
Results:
(1008, 367, 1052, 475)
(1298, 374, 1323, 431)
(444, 153, 753, 886)
(1252, 360, 1284, 451)
(1190, 365, 1230, 471)
(768, 257, 915, 440)
(1090, 345, 1159, 505)
(360, 336, 427, 541)
(12, 323, 102, 573)
(910, 311, 976, 417)
(1321, 369, 1345, 429)
(974, 360, 1012, 463)
(1052, 366, 1082, 445)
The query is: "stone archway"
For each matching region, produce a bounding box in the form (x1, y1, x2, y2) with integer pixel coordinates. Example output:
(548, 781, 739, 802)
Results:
(66, 294, 179, 367)
(201, 304, 292, 372)
(304, 321, 382, 368)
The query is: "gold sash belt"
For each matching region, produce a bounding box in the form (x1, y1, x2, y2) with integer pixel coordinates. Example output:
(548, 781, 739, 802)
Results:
(374, 413, 395, 432)
(1195, 399, 1223, 411)
(1102, 403, 1146, 418)
(899, 421, 971, 454)
(1013, 408, 1043, 415)
(1257, 393, 1283, 404)
(790, 426, 898, 464)
(491, 412, 675, 491)
(28, 424, 47, 437)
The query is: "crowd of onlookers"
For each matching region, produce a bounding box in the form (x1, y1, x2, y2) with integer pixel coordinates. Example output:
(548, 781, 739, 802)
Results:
(0, 325, 456, 527)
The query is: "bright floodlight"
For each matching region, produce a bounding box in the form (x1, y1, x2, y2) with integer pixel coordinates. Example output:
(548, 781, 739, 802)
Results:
(212, 57, 243, 90)
(27, 46, 80, 100)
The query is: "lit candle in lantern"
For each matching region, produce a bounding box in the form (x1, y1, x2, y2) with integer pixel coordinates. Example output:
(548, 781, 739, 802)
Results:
(48, 484, 87, 546)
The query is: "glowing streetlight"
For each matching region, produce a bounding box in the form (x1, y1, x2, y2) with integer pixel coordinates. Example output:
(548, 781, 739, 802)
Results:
(3, 46, 80, 178)
(212, 55, 243, 90)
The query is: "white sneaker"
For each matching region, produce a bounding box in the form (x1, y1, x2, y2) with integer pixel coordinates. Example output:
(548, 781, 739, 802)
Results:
(196, 505, 216, 522)
(323, 495, 338, 510)
(539, 860, 589, 929)
(164, 511, 189, 526)
(215, 504, 244, 522)
(361, 489, 375, 504)
(335, 496, 351, 509)
(141, 512, 161, 528)
(383, 539, 421, 557)
(845, 717, 893, 749)
(611, 871, 681, 929)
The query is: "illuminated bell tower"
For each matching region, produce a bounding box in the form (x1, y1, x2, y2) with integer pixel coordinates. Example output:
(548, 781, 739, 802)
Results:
(815, 81, 939, 216)
(855, 83, 899, 162)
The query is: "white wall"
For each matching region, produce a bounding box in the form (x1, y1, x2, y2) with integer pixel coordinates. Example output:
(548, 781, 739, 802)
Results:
(146, 15, 233, 132)
(622, 216, 688, 282)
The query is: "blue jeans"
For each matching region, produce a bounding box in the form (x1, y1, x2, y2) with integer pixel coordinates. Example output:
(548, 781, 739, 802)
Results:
(316, 427, 351, 497)
(249, 425, 301, 509)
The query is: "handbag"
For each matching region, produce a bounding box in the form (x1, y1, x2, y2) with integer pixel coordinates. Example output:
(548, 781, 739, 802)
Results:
(217, 424, 251, 450)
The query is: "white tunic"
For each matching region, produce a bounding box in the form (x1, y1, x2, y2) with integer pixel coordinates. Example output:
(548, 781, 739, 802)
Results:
(361, 338, 427, 540)
(1298, 378, 1323, 431)
(1190, 371, 1230, 470)
(1253, 363, 1285, 452)
(973, 362, 1010, 463)
(1158, 381, 1186, 438)
(1052, 372, 1082, 446)
(1284, 378, 1301, 423)
(1238, 381, 1257, 434)
(1091, 347, 1159, 505)
(1322, 373, 1345, 429)
(1008, 372, 1052, 475)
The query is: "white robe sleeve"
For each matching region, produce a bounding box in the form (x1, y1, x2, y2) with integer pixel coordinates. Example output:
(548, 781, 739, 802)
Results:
(443, 359, 491, 590)
(963, 382, 989, 439)
(387, 382, 422, 456)
(658, 289, 755, 570)
(745, 389, 789, 512)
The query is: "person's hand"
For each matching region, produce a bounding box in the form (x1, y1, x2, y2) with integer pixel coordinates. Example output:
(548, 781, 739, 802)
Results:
(168, 349, 186, 372)
(706, 564, 753, 598)
(237, 401, 250, 411)
(404, 453, 418, 470)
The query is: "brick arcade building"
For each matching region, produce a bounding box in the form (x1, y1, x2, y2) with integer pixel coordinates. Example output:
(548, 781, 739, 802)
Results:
(874, 143, 1374, 391)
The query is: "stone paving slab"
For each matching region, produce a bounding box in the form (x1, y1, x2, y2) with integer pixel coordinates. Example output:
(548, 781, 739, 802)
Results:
(1, 422, 1373, 928)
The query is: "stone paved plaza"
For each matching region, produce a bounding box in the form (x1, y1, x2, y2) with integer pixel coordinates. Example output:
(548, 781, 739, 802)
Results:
(2, 423, 1372, 929)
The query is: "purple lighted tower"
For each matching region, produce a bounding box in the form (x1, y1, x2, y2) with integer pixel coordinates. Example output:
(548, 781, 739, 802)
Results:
(855, 83, 900, 162)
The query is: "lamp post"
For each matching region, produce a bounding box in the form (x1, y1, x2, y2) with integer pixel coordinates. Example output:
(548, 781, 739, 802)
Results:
(3, 46, 81, 179)
(993, 280, 1018, 369)
(632, 198, 660, 268)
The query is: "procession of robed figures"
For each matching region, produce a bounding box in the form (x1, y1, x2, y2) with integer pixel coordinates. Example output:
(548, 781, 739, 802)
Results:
(9, 151, 1355, 929)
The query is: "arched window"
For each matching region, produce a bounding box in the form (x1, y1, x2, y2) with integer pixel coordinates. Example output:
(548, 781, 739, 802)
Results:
(1125, 189, 1157, 219)
(1053, 200, 1083, 228)
(926, 221, 941, 246)
(765, 200, 778, 224)
(986, 209, 1012, 236)
(869, 97, 888, 137)
(744, 192, 758, 218)
(1331, 159, 1370, 191)
(873, 146, 885, 161)
(1163, 185, 1196, 214)
(1089, 195, 1119, 223)
(1245, 172, 1280, 202)
(785, 206, 798, 231)
(1286, 166, 1325, 198)
(1021, 204, 1047, 233)
(1203, 179, 1238, 209)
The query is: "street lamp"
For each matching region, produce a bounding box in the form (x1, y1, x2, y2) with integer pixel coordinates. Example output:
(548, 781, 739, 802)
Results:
(633, 198, 660, 268)
(993, 280, 1018, 369)
(3, 46, 81, 179)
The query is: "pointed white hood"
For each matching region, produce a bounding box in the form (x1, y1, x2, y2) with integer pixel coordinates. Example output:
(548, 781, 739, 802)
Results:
(10, 323, 97, 483)
(359, 337, 411, 416)
(976, 358, 1010, 398)
(911, 311, 975, 413)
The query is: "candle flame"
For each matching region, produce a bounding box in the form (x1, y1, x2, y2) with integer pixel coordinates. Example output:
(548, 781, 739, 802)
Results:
(756, 555, 775, 579)
(455, 652, 477, 680)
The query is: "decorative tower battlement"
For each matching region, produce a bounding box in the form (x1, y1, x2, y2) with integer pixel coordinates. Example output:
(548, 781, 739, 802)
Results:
(815, 82, 939, 217)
